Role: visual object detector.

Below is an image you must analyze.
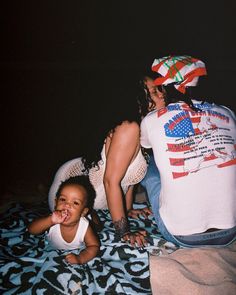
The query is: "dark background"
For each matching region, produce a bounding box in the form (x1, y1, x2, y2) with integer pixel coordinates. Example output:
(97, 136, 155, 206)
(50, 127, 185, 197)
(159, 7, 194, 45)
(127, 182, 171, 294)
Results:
(1, 1, 236, 193)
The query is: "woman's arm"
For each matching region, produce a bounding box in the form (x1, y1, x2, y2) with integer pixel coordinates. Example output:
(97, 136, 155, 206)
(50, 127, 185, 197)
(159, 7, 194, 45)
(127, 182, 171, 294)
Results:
(125, 185, 135, 211)
(126, 185, 152, 219)
(65, 225, 100, 264)
(103, 121, 147, 246)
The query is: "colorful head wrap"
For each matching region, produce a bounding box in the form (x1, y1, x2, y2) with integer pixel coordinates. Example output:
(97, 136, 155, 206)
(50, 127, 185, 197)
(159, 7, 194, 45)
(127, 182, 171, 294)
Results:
(151, 55, 207, 94)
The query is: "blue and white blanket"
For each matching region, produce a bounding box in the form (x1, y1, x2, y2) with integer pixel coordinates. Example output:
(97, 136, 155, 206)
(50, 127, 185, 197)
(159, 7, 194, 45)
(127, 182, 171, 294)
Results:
(0, 201, 178, 294)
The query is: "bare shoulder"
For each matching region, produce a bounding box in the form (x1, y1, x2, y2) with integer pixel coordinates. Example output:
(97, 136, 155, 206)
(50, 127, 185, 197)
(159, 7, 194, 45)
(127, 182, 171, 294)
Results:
(105, 121, 140, 155)
(114, 121, 140, 136)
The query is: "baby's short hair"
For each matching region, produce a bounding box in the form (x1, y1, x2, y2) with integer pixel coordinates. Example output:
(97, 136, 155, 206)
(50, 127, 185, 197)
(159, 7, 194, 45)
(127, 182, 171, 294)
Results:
(56, 175, 96, 211)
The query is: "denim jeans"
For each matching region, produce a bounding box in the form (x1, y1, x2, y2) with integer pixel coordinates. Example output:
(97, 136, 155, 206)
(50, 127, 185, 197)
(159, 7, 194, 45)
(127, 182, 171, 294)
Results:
(141, 155, 236, 248)
(141, 154, 161, 216)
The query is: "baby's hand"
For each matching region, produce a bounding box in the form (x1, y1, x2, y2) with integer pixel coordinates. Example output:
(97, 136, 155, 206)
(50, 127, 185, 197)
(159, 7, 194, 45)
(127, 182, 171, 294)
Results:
(65, 253, 80, 264)
(51, 210, 68, 224)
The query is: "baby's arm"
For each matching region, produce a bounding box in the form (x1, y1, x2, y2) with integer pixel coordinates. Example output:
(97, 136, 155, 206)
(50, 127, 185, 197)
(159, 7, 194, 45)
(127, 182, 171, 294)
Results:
(65, 225, 100, 264)
(28, 210, 68, 235)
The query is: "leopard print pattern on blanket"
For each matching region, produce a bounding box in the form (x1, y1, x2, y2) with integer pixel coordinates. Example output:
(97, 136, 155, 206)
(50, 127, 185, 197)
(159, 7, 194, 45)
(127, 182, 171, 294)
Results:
(0, 201, 178, 294)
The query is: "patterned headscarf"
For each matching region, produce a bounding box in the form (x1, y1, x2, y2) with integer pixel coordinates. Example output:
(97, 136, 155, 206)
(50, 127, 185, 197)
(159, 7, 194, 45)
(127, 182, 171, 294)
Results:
(151, 55, 207, 94)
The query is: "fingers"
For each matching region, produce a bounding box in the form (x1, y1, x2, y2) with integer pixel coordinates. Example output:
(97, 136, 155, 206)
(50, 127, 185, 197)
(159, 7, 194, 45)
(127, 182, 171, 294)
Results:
(128, 207, 152, 219)
(128, 210, 139, 219)
(140, 207, 153, 217)
(65, 253, 78, 264)
(61, 210, 68, 221)
(51, 210, 68, 223)
(61, 209, 68, 217)
(140, 210, 149, 218)
(144, 207, 153, 215)
(133, 233, 147, 247)
(138, 229, 147, 237)
(122, 231, 148, 248)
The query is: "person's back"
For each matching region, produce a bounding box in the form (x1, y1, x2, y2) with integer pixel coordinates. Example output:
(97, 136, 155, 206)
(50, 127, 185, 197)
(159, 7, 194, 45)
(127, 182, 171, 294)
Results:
(141, 99, 236, 236)
(140, 55, 236, 247)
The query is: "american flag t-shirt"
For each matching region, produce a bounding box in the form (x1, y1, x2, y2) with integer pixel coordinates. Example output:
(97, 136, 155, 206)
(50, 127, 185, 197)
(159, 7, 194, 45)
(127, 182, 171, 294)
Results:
(163, 107, 236, 179)
(164, 111, 195, 138)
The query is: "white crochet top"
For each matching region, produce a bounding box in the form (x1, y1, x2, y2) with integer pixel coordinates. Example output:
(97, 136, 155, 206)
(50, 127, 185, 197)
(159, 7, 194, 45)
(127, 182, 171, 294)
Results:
(48, 158, 87, 211)
(48, 145, 147, 211)
(89, 145, 147, 209)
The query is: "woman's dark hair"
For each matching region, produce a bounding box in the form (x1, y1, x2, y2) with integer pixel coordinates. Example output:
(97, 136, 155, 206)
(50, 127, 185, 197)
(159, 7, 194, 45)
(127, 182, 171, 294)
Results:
(137, 71, 207, 115)
(80, 71, 142, 171)
(136, 71, 160, 118)
(56, 175, 96, 211)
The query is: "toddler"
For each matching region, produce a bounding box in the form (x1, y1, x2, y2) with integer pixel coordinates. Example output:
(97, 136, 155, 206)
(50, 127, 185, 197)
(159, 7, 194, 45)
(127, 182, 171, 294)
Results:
(28, 175, 100, 264)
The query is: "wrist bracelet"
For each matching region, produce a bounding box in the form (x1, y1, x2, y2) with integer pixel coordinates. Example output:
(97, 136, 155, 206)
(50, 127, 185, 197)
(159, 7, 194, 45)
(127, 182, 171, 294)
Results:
(113, 217, 130, 239)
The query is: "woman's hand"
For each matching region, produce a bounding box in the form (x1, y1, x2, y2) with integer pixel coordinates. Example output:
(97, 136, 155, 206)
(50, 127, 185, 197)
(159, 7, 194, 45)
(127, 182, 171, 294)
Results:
(128, 207, 152, 219)
(122, 230, 148, 248)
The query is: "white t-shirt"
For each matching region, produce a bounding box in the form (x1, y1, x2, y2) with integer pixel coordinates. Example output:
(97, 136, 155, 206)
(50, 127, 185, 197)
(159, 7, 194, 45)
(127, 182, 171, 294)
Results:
(47, 217, 89, 250)
(141, 100, 236, 235)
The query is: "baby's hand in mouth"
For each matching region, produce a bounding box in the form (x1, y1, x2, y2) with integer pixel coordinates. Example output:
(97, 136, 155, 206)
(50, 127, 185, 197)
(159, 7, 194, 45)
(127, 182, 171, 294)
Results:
(52, 209, 69, 224)
(61, 209, 69, 221)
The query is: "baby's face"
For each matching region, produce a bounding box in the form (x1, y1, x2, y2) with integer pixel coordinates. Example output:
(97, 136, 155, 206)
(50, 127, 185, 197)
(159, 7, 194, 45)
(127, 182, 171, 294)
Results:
(55, 184, 88, 224)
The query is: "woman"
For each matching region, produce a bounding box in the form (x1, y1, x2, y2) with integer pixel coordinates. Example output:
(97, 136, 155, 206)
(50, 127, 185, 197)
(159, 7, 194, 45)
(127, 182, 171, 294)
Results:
(49, 74, 152, 247)
(137, 71, 166, 117)
(136, 71, 166, 225)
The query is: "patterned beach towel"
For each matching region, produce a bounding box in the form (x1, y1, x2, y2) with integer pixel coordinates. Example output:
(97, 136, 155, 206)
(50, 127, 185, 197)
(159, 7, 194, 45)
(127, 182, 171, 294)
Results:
(0, 201, 178, 295)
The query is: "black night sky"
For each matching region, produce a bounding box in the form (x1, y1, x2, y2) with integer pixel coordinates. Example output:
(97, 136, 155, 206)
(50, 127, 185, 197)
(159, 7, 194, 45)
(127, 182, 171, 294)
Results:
(1, 1, 236, 193)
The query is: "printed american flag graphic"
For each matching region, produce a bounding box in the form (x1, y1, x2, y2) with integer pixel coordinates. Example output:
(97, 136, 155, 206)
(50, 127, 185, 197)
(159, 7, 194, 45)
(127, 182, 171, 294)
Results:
(163, 110, 236, 179)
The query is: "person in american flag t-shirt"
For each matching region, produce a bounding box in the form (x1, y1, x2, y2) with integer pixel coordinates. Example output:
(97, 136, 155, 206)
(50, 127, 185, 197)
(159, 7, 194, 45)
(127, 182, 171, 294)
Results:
(139, 55, 236, 247)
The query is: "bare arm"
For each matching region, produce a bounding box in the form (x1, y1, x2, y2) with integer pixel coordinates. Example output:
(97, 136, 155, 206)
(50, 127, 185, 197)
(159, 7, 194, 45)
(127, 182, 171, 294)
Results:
(28, 210, 67, 235)
(104, 122, 139, 233)
(65, 225, 100, 264)
(28, 216, 54, 235)
(126, 185, 152, 219)
(103, 121, 147, 246)
(125, 185, 135, 211)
